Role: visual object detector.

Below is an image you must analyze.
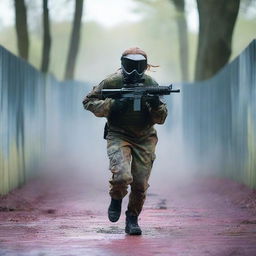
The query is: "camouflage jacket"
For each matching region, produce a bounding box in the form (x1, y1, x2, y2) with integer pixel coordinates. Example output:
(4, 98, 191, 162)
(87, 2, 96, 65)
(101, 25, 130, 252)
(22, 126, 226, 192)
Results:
(83, 70, 168, 140)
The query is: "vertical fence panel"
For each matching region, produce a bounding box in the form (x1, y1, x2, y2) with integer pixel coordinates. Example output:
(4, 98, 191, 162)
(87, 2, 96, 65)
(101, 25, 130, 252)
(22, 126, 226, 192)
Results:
(0, 46, 47, 195)
(0, 46, 90, 195)
(183, 40, 256, 188)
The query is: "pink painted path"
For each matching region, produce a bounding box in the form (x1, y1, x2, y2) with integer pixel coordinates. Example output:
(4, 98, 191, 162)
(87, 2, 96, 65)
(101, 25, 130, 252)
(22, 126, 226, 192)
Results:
(0, 170, 256, 256)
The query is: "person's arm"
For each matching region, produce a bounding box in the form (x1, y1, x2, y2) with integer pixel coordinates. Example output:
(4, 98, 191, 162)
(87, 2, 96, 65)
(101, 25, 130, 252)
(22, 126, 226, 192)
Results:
(149, 101, 168, 124)
(83, 81, 114, 117)
(144, 75, 168, 124)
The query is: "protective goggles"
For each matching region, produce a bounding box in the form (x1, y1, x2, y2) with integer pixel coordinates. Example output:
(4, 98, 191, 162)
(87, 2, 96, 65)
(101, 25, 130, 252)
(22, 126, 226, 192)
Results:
(121, 54, 147, 74)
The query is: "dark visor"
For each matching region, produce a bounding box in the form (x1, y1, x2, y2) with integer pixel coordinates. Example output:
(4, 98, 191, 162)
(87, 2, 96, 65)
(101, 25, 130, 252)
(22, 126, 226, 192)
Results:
(121, 57, 147, 74)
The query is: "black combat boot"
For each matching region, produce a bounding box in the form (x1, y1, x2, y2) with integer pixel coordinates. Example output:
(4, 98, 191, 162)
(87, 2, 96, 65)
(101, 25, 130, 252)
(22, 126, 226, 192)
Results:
(108, 198, 122, 222)
(125, 211, 142, 235)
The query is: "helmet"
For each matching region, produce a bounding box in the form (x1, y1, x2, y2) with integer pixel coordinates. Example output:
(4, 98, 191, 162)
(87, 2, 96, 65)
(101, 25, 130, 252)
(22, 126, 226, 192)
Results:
(121, 47, 148, 83)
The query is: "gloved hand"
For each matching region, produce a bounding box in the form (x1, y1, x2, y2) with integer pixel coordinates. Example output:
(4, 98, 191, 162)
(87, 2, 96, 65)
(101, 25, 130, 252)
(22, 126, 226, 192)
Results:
(147, 96, 162, 109)
(110, 98, 130, 113)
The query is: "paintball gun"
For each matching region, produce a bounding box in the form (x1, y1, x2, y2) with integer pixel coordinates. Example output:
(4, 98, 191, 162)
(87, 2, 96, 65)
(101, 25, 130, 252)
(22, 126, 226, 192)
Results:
(88, 83, 180, 111)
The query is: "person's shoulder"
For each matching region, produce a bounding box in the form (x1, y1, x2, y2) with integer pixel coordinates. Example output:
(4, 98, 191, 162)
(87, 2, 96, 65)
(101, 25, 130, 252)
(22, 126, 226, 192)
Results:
(143, 73, 159, 86)
(102, 70, 123, 89)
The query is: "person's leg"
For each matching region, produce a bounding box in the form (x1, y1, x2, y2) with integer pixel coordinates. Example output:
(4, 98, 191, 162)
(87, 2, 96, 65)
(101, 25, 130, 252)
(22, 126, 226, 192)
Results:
(126, 135, 157, 234)
(127, 147, 156, 216)
(107, 138, 132, 222)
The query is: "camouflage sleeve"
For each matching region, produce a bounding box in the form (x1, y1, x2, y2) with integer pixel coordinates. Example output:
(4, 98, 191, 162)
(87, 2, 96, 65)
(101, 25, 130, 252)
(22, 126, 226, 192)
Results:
(149, 103, 168, 124)
(82, 81, 114, 118)
(145, 75, 168, 124)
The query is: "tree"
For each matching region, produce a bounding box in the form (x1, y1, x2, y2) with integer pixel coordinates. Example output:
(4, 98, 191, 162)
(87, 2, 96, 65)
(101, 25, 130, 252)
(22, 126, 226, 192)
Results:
(64, 0, 84, 80)
(41, 0, 51, 73)
(14, 0, 29, 60)
(195, 0, 240, 81)
(171, 0, 189, 81)
(134, 0, 189, 81)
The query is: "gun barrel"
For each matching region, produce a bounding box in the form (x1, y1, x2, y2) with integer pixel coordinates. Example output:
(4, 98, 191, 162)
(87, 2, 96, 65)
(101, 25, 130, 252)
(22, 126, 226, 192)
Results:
(171, 89, 180, 93)
(144, 86, 180, 95)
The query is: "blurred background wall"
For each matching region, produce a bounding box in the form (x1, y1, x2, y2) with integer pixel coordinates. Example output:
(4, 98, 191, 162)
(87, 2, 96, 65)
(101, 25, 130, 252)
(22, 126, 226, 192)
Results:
(183, 40, 256, 188)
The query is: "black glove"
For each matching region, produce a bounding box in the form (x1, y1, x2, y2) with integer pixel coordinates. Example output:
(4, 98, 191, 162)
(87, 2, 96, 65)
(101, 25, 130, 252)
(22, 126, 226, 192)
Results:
(110, 98, 130, 113)
(147, 96, 161, 109)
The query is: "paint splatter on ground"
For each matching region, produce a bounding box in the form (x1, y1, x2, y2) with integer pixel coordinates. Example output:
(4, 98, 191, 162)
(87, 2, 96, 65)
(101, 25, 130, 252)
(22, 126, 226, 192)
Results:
(0, 171, 256, 256)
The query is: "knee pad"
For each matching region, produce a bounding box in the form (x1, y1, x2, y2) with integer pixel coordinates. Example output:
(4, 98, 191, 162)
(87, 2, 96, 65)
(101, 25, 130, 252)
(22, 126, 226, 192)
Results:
(112, 171, 133, 185)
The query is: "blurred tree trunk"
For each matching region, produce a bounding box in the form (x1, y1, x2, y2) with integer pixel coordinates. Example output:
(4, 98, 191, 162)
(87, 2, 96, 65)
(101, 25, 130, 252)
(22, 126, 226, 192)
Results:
(195, 0, 240, 81)
(64, 0, 84, 80)
(41, 0, 51, 73)
(14, 0, 29, 60)
(172, 0, 189, 81)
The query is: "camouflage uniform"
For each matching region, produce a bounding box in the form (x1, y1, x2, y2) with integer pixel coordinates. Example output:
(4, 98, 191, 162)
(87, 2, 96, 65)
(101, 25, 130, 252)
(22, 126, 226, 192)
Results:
(83, 70, 167, 216)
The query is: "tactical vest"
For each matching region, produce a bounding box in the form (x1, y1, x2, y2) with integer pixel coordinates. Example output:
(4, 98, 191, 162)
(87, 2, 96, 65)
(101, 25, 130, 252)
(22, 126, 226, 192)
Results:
(104, 72, 155, 135)
(108, 99, 152, 131)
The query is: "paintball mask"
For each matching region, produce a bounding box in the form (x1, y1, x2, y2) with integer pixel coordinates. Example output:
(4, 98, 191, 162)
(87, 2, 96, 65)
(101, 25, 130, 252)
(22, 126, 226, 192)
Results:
(121, 54, 147, 83)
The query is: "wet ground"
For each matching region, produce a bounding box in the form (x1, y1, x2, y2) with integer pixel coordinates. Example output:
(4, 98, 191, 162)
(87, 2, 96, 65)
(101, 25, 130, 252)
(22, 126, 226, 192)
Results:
(0, 171, 256, 256)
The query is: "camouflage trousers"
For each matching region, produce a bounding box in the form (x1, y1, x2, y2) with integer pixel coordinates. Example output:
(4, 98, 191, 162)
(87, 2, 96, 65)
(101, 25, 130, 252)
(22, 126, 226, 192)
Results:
(107, 134, 157, 216)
